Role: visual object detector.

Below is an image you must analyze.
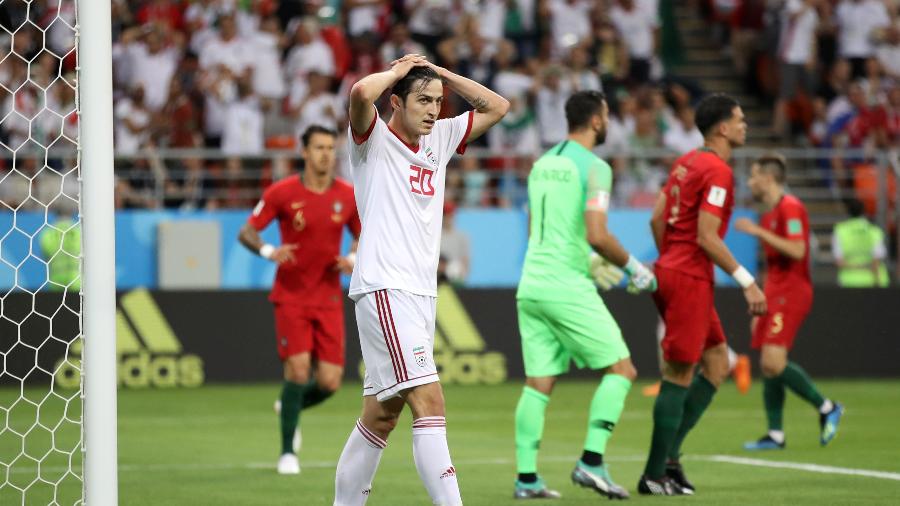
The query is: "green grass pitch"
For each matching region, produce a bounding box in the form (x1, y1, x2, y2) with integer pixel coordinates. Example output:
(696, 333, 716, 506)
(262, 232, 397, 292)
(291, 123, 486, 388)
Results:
(2, 380, 899, 504)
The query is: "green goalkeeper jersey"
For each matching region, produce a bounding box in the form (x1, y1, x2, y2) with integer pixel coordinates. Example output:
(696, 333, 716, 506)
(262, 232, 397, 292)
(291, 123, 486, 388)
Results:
(516, 140, 612, 303)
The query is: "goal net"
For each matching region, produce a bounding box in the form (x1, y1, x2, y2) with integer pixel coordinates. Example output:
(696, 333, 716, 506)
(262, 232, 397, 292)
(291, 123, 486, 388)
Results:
(1, 0, 84, 504)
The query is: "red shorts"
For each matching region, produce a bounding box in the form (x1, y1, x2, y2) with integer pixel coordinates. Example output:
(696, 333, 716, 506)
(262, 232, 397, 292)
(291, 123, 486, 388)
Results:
(273, 303, 345, 365)
(751, 287, 812, 350)
(652, 266, 727, 364)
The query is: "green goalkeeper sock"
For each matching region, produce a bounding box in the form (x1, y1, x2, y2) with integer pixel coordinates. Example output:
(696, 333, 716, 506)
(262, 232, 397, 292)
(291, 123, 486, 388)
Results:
(583, 374, 632, 456)
(515, 386, 549, 474)
(780, 362, 825, 409)
(644, 381, 688, 478)
(280, 381, 306, 455)
(301, 380, 334, 410)
(763, 376, 785, 431)
(668, 374, 717, 461)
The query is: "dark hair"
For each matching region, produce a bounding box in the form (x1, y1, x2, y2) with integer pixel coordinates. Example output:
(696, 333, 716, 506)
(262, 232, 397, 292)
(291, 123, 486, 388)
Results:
(755, 153, 787, 184)
(844, 198, 865, 218)
(301, 125, 338, 147)
(565, 90, 607, 132)
(391, 66, 442, 102)
(695, 93, 740, 137)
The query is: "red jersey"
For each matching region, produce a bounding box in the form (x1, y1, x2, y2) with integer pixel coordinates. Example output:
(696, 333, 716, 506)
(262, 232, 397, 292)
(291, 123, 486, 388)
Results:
(656, 148, 735, 281)
(248, 175, 361, 306)
(760, 194, 811, 291)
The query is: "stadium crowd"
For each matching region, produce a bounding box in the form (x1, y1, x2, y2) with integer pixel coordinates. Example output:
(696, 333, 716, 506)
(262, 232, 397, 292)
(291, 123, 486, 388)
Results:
(0, 0, 897, 211)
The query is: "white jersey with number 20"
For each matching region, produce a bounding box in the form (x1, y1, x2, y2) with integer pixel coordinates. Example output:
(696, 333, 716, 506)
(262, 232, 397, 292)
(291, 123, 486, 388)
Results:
(348, 109, 473, 299)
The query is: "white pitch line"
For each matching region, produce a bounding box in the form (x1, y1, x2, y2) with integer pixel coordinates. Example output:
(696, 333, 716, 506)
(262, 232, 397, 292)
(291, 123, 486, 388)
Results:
(705, 455, 900, 482)
(7, 455, 900, 483)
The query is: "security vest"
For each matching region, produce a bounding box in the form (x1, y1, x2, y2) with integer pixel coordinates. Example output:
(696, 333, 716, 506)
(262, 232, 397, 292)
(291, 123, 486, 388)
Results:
(39, 218, 81, 292)
(834, 217, 889, 287)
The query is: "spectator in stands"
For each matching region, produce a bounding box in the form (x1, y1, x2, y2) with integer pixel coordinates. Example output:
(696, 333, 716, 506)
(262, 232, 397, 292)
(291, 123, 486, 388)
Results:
(832, 199, 890, 287)
(284, 17, 336, 95)
(544, 0, 593, 56)
(569, 45, 602, 92)
(407, 0, 463, 57)
(438, 202, 471, 285)
(488, 41, 541, 155)
(588, 17, 628, 85)
(222, 78, 264, 156)
(114, 86, 151, 155)
(198, 13, 254, 147)
(380, 23, 426, 65)
(876, 23, 900, 80)
(609, 0, 660, 84)
(663, 106, 703, 154)
(887, 86, 900, 146)
(834, 0, 891, 78)
(345, 0, 388, 39)
(286, 71, 344, 138)
(250, 16, 287, 104)
(116, 26, 183, 112)
(535, 65, 571, 148)
(772, 0, 820, 140)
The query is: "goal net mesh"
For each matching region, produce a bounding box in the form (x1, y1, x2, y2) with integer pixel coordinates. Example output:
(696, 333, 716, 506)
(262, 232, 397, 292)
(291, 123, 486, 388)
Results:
(0, 0, 83, 504)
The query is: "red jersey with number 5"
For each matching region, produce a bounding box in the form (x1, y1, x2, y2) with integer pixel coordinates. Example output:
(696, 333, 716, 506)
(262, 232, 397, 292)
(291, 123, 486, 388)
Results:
(247, 175, 361, 306)
(760, 194, 811, 291)
(656, 149, 735, 281)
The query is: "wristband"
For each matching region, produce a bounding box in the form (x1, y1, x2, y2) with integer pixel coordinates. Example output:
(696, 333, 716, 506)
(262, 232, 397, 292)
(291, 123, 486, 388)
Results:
(732, 265, 755, 289)
(624, 255, 643, 275)
(259, 244, 276, 259)
(346, 252, 357, 267)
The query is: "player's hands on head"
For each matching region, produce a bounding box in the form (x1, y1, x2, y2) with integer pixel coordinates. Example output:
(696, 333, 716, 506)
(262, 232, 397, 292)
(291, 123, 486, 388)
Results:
(743, 283, 767, 315)
(389, 54, 428, 80)
(734, 217, 758, 236)
(589, 252, 624, 290)
(270, 244, 298, 265)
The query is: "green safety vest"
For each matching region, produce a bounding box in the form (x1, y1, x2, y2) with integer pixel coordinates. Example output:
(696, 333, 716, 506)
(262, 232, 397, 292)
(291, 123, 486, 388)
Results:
(834, 217, 889, 287)
(39, 218, 81, 292)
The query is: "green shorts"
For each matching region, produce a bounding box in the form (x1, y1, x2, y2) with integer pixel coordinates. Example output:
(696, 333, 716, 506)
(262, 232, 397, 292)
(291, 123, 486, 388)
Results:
(517, 297, 630, 377)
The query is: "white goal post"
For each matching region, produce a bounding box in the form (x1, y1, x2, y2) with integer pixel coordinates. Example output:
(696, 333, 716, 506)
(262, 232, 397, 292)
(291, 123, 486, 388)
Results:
(78, 0, 119, 503)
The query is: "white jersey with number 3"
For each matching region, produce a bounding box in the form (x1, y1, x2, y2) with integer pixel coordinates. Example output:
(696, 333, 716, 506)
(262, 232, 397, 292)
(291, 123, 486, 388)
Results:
(348, 110, 474, 299)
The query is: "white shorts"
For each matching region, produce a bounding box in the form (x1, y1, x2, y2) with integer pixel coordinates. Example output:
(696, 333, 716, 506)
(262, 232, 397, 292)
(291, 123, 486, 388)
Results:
(354, 289, 439, 401)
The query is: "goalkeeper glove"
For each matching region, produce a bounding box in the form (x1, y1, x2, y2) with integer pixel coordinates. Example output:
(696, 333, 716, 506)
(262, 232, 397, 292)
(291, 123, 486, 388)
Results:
(589, 252, 625, 290)
(624, 255, 657, 293)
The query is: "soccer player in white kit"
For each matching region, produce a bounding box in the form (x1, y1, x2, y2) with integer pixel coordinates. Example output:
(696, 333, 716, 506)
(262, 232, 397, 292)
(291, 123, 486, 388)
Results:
(333, 55, 509, 506)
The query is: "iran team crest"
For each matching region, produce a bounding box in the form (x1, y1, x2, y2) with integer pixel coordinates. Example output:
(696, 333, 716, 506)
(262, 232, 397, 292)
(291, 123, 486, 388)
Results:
(424, 146, 438, 168)
(413, 346, 427, 368)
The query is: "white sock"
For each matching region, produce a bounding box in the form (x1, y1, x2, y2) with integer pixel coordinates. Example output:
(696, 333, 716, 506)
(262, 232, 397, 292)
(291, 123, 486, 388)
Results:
(412, 416, 462, 506)
(767, 430, 785, 444)
(726, 346, 738, 373)
(819, 399, 834, 414)
(334, 419, 386, 506)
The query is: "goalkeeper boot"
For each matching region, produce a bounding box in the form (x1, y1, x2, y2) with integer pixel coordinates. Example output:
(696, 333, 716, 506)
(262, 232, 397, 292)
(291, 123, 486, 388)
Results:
(277, 453, 300, 475)
(513, 476, 562, 499)
(743, 434, 785, 451)
(665, 460, 695, 495)
(571, 461, 629, 499)
(637, 475, 684, 496)
(820, 402, 844, 446)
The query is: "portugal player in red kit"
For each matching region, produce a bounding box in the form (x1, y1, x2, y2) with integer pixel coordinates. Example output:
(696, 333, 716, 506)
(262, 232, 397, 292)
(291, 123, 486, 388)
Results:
(640, 94, 767, 496)
(735, 154, 843, 451)
(239, 126, 361, 475)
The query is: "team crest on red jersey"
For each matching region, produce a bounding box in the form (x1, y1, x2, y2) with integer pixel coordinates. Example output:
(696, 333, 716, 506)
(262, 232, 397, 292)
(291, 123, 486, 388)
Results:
(332, 201, 343, 223)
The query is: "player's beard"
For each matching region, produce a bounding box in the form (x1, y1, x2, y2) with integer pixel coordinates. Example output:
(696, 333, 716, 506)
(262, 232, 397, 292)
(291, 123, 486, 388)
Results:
(593, 124, 607, 147)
